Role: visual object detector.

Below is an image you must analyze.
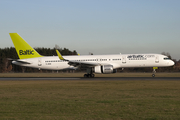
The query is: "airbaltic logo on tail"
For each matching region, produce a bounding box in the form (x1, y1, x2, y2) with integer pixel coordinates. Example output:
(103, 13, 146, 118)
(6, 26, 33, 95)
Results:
(19, 49, 34, 55)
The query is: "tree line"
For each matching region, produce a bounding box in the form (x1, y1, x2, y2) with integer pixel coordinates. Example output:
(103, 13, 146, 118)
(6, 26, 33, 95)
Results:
(0, 47, 180, 73)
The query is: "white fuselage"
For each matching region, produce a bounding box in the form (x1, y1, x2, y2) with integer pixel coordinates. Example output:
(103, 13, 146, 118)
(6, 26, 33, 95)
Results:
(12, 54, 174, 71)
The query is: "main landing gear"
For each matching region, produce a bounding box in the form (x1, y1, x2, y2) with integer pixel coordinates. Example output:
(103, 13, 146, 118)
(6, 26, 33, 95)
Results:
(84, 68, 95, 78)
(84, 74, 95, 78)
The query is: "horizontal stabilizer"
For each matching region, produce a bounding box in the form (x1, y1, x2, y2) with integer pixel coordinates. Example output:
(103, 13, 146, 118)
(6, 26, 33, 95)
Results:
(12, 60, 31, 64)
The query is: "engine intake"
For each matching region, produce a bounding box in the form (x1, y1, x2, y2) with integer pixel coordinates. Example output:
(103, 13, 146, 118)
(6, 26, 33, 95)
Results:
(94, 65, 117, 74)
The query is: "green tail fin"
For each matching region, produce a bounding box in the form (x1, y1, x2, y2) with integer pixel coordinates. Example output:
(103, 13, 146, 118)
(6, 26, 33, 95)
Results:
(9, 33, 43, 59)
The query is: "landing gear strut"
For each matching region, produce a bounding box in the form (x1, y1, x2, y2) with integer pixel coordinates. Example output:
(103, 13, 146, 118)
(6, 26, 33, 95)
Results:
(84, 68, 95, 78)
(152, 67, 156, 77)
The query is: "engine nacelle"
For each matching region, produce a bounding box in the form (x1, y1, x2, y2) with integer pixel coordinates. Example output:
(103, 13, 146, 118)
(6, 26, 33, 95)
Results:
(94, 65, 117, 74)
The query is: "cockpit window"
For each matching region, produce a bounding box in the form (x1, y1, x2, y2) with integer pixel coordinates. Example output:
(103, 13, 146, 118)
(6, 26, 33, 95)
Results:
(164, 57, 170, 60)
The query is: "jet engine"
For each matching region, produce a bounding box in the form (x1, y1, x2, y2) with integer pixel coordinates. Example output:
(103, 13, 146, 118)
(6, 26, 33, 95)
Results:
(94, 65, 117, 74)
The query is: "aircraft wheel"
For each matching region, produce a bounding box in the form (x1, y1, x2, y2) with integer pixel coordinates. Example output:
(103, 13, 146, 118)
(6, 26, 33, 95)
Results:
(88, 74, 92, 78)
(84, 74, 95, 78)
(91, 74, 95, 78)
(152, 74, 155, 77)
(84, 74, 88, 78)
(87, 74, 90, 78)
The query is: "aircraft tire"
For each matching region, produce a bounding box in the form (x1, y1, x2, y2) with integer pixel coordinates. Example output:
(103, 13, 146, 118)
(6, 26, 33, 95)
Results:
(152, 74, 155, 77)
(84, 74, 88, 78)
(91, 74, 95, 78)
(84, 74, 95, 78)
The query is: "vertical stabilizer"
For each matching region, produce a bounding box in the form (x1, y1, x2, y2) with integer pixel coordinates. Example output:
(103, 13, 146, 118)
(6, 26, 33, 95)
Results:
(9, 33, 43, 59)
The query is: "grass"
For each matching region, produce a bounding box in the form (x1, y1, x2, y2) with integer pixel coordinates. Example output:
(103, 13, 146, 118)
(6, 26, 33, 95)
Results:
(0, 80, 180, 119)
(0, 72, 180, 77)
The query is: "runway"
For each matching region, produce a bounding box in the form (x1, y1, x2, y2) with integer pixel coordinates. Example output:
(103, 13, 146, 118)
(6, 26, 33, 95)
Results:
(0, 77, 180, 81)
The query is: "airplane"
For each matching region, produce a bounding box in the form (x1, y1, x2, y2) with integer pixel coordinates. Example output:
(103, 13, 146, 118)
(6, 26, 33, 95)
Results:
(9, 33, 175, 77)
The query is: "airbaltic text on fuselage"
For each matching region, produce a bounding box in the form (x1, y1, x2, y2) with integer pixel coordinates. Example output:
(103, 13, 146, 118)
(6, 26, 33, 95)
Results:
(127, 55, 155, 59)
(19, 50, 34, 55)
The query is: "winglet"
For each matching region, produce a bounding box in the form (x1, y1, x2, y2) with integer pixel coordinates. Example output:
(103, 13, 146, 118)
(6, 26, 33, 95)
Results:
(56, 50, 67, 61)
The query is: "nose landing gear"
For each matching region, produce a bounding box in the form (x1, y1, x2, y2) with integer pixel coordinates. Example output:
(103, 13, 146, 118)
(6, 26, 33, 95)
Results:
(152, 73, 155, 77)
(152, 67, 158, 77)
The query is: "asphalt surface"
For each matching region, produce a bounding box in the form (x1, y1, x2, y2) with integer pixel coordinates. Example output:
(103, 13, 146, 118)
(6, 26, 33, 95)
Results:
(0, 77, 180, 81)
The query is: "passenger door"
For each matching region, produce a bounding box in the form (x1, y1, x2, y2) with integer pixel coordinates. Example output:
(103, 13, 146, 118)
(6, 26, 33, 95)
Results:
(122, 56, 126, 63)
(38, 58, 42, 66)
(155, 56, 159, 63)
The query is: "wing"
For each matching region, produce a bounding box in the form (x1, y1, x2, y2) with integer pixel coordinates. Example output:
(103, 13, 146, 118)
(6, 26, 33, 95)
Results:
(55, 50, 109, 68)
(68, 61, 100, 67)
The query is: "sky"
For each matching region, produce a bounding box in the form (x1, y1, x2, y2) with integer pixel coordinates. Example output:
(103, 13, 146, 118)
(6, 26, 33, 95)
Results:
(0, 0, 180, 60)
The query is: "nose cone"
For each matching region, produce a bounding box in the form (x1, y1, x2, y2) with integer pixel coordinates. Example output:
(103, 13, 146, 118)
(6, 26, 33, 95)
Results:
(169, 60, 175, 66)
